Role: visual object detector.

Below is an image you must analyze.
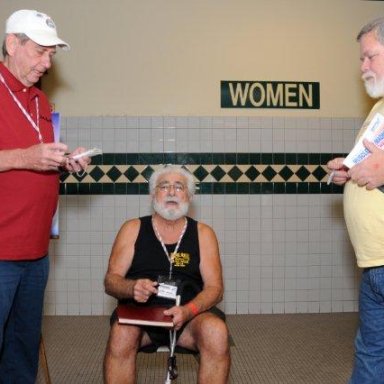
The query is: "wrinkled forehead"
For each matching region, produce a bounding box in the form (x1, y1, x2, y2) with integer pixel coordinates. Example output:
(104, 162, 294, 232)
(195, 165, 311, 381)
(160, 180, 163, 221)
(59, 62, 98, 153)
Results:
(157, 172, 187, 185)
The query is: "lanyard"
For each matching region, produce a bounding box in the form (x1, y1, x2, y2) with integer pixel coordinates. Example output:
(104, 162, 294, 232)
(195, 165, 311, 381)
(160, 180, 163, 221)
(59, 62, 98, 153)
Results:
(0, 73, 42, 143)
(152, 216, 188, 279)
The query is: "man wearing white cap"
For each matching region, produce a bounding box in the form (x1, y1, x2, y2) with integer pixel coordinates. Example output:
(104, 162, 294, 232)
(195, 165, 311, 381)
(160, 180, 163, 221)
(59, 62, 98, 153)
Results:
(0, 9, 89, 383)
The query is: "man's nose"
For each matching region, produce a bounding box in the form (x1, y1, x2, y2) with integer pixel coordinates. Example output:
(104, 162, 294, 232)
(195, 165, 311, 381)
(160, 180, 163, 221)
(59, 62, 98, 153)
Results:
(41, 53, 52, 69)
(361, 57, 370, 72)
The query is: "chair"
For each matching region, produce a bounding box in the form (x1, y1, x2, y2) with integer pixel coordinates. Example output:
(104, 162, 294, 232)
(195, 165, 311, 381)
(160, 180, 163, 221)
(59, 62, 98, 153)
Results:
(39, 335, 52, 384)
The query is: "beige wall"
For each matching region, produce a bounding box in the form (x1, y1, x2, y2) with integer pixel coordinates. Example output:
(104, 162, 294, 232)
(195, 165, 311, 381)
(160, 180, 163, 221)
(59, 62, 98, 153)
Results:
(1, 0, 383, 117)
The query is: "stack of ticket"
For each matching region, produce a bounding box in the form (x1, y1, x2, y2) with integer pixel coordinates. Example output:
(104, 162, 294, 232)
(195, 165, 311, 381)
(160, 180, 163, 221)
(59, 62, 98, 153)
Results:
(343, 113, 384, 168)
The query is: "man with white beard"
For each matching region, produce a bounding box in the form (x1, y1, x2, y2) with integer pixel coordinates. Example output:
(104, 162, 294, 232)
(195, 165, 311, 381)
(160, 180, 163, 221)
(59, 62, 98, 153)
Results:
(327, 17, 384, 384)
(103, 165, 230, 384)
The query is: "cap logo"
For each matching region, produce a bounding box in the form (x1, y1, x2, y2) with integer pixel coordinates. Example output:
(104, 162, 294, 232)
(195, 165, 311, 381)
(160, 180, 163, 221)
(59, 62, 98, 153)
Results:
(45, 18, 56, 29)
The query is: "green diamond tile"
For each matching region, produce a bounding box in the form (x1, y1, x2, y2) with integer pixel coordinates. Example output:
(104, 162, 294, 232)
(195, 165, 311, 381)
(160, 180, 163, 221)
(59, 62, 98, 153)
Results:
(312, 166, 327, 181)
(141, 166, 154, 181)
(211, 166, 226, 181)
(262, 166, 277, 181)
(279, 166, 294, 181)
(73, 171, 87, 182)
(193, 166, 209, 181)
(106, 166, 122, 182)
(295, 166, 311, 181)
(89, 166, 105, 182)
(245, 166, 260, 181)
(228, 166, 243, 181)
(124, 166, 140, 182)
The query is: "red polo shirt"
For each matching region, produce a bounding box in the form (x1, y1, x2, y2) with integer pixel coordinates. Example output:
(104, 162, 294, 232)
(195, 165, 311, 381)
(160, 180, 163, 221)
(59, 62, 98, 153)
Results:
(0, 62, 59, 260)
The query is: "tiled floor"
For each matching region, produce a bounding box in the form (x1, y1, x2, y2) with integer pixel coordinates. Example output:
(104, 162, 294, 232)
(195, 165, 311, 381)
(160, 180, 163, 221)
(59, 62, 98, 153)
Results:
(37, 313, 357, 383)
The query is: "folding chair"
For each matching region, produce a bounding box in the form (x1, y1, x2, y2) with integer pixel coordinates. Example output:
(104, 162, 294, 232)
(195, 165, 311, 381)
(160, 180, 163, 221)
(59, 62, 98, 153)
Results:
(137, 295, 196, 383)
(39, 335, 52, 384)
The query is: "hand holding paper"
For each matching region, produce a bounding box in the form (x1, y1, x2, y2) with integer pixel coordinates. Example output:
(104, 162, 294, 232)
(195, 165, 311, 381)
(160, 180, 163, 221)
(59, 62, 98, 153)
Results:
(343, 113, 384, 169)
(348, 139, 384, 190)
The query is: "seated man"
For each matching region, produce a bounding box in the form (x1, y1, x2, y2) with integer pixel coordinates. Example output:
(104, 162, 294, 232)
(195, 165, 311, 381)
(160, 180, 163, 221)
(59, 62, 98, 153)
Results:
(103, 165, 230, 384)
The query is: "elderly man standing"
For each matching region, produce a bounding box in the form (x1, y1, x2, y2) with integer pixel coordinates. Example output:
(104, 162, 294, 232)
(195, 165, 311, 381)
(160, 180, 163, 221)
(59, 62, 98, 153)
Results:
(0, 9, 89, 383)
(328, 17, 384, 384)
(103, 165, 230, 383)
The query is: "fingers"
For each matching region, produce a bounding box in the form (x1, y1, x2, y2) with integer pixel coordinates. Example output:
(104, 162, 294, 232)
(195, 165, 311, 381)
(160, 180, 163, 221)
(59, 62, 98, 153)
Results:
(62, 147, 91, 173)
(133, 279, 158, 303)
(362, 139, 379, 153)
(327, 157, 346, 171)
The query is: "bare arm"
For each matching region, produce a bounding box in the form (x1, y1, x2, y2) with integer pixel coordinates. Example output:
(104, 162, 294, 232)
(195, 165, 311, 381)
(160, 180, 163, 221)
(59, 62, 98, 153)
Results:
(104, 218, 158, 302)
(0, 143, 91, 174)
(0, 142, 68, 172)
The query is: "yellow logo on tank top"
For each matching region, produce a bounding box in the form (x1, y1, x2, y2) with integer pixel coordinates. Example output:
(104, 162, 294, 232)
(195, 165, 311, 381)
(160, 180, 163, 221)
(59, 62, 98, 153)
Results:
(172, 252, 190, 267)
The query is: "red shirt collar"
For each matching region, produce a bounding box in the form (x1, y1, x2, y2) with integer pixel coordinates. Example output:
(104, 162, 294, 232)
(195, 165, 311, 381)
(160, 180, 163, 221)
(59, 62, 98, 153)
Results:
(0, 62, 39, 99)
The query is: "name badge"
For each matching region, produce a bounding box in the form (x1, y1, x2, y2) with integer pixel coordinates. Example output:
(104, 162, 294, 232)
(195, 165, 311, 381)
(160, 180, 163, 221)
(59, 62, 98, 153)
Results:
(157, 275, 178, 300)
(157, 283, 178, 299)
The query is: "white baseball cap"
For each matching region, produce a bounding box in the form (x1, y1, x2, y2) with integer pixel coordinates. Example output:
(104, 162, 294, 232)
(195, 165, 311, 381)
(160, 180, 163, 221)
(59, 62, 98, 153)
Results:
(5, 9, 70, 50)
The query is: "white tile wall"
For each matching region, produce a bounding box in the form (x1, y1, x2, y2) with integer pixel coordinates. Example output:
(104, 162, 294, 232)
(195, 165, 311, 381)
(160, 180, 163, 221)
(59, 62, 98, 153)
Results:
(47, 116, 362, 315)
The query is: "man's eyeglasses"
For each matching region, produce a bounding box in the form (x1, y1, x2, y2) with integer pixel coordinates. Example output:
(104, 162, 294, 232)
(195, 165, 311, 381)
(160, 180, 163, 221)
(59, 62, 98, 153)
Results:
(156, 183, 186, 193)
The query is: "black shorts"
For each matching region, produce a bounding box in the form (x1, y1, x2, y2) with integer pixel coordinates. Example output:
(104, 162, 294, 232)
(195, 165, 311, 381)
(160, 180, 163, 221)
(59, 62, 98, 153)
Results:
(110, 306, 225, 349)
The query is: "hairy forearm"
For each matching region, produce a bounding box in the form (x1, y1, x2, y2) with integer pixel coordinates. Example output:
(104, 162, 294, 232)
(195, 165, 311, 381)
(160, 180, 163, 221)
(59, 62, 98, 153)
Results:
(187, 285, 223, 312)
(104, 273, 135, 300)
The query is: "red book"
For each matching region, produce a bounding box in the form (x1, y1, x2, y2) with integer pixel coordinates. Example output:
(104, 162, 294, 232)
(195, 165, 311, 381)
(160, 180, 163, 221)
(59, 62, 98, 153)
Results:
(117, 304, 174, 328)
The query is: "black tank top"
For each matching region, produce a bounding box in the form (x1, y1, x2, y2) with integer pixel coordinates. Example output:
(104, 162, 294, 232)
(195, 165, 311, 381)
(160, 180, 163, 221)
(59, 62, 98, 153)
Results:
(124, 215, 203, 305)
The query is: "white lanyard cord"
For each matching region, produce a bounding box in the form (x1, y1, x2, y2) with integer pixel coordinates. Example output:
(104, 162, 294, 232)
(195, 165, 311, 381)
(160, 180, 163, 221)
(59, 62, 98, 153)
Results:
(152, 217, 188, 279)
(0, 73, 42, 142)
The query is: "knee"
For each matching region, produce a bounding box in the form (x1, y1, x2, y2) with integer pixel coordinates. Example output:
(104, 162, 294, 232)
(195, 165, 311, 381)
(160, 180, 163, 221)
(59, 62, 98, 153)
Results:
(197, 316, 230, 355)
(105, 324, 140, 360)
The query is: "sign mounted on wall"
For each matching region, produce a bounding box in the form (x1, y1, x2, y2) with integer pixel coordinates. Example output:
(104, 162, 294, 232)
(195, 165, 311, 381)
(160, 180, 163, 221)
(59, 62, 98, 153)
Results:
(221, 80, 320, 109)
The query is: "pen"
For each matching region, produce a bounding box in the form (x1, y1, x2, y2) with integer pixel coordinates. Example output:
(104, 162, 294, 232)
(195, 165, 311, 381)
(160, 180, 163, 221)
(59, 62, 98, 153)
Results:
(327, 171, 335, 185)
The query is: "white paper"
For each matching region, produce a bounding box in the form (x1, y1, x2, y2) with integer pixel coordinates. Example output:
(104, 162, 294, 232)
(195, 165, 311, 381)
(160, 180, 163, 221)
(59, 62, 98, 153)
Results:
(343, 113, 384, 168)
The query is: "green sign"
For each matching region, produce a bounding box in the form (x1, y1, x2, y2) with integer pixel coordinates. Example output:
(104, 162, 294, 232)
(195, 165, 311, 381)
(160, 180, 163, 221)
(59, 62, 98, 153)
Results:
(221, 81, 320, 109)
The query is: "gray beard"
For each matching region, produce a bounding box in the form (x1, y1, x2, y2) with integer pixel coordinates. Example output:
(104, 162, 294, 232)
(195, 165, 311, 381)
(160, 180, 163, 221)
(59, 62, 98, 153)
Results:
(363, 76, 384, 98)
(153, 199, 189, 221)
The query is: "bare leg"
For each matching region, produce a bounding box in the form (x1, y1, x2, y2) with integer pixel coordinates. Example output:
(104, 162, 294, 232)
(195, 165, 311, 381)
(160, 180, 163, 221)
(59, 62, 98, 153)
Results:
(103, 323, 143, 384)
(178, 313, 231, 384)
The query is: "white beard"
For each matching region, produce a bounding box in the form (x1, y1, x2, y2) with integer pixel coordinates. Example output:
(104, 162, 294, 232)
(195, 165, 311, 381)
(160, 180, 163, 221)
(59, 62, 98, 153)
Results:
(362, 71, 384, 98)
(153, 197, 189, 221)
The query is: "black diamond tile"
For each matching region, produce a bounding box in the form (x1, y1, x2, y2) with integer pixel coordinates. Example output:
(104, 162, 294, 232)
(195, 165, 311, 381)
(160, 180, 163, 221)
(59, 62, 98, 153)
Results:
(89, 166, 104, 182)
(193, 166, 209, 181)
(141, 166, 154, 181)
(245, 166, 260, 181)
(59, 172, 70, 182)
(228, 166, 242, 181)
(72, 171, 87, 182)
(106, 166, 122, 182)
(262, 166, 277, 181)
(312, 166, 327, 181)
(279, 166, 294, 181)
(211, 166, 226, 181)
(124, 166, 139, 182)
(296, 166, 311, 181)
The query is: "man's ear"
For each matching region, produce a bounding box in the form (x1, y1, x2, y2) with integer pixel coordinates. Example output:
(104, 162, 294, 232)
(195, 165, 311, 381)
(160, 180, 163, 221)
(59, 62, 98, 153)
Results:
(5, 34, 18, 56)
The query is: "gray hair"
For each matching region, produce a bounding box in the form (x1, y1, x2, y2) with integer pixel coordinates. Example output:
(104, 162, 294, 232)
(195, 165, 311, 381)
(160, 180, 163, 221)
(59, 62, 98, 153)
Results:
(2, 33, 30, 58)
(357, 17, 384, 44)
(148, 165, 196, 198)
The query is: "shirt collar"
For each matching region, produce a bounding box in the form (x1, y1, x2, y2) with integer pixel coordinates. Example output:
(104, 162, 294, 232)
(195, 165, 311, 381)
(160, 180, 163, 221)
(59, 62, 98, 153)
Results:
(0, 62, 39, 98)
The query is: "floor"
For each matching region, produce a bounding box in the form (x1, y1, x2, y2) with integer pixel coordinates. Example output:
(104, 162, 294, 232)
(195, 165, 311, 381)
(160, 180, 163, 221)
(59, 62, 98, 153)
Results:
(37, 312, 358, 383)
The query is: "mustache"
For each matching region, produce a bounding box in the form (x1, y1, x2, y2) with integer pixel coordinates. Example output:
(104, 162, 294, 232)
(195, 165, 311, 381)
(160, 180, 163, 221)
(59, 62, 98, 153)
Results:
(362, 71, 375, 81)
(164, 197, 180, 203)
